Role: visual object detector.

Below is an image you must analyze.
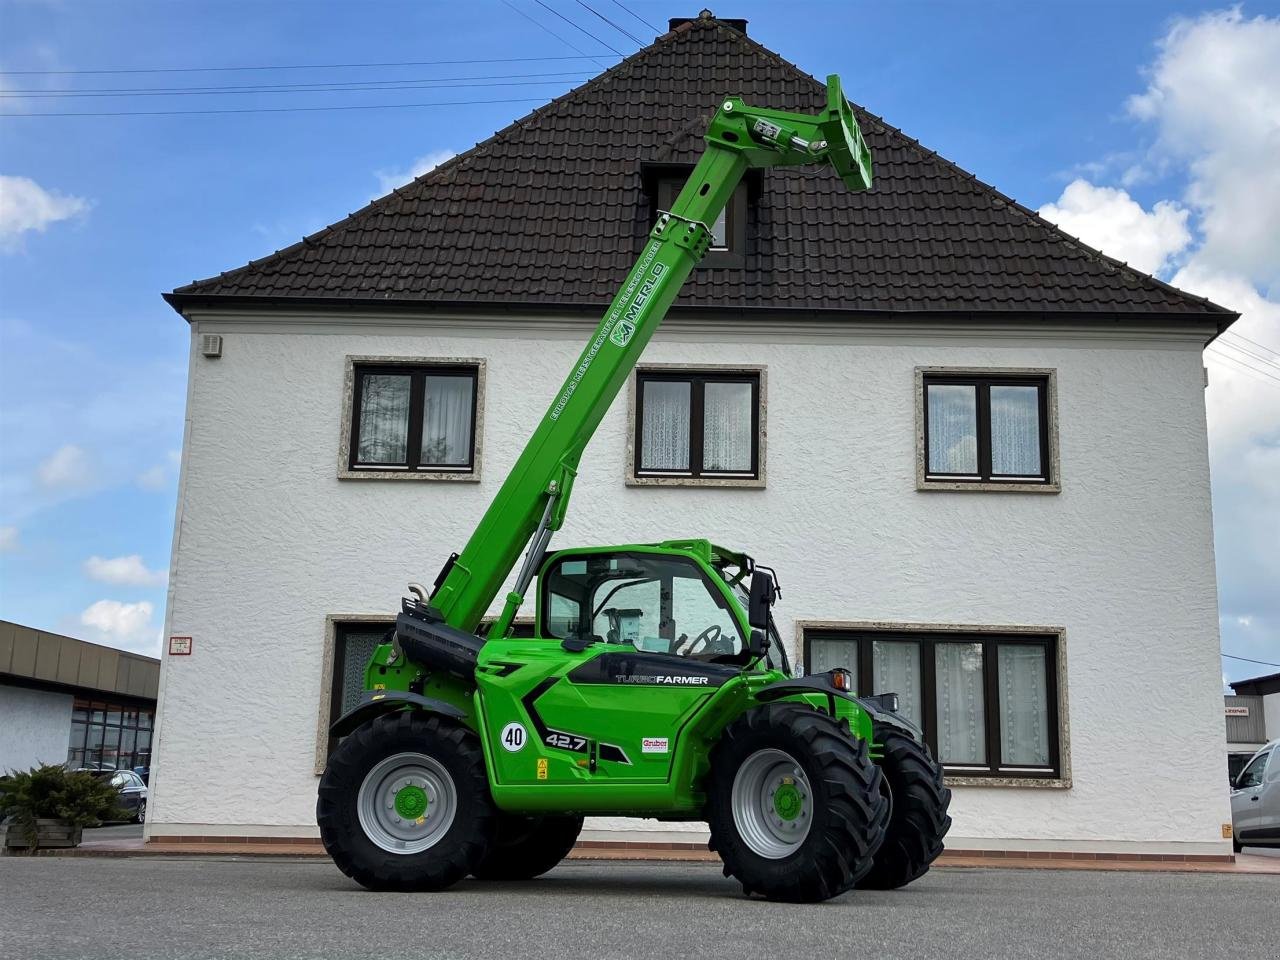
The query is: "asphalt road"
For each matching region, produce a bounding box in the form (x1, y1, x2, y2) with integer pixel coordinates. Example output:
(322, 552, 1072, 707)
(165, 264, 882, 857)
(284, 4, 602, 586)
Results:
(2, 857, 1275, 960)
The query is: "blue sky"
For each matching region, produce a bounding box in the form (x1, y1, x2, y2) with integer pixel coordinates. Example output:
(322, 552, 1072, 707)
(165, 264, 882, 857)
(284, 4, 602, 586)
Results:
(1, 1, 1277, 684)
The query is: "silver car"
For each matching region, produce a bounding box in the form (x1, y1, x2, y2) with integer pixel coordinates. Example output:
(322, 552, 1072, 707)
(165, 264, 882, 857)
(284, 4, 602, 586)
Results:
(1231, 738, 1279, 852)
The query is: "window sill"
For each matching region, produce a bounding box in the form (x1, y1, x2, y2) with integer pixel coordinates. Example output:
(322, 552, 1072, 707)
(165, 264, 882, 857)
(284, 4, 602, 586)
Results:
(338, 469, 480, 482)
(945, 775, 1071, 789)
(627, 474, 765, 489)
(918, 479, 1060, 494)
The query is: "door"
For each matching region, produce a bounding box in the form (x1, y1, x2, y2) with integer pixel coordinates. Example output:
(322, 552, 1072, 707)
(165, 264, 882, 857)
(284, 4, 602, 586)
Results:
(1231, 747, 1271, 841)
(529, 550, 747, 782)
(1253, 746, 1280, 842)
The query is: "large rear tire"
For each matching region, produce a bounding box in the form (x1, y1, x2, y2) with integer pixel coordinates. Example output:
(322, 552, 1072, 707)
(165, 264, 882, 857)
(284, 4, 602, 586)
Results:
(707, 703, 889, 903)
(471, 814, 584, 880)
(857, 723, 951, 890)
(317, 711, 495, 891)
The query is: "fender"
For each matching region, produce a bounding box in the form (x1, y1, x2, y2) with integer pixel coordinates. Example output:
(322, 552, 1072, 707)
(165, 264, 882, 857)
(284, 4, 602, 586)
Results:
(755, 673, 925, 741)
(330, 689, 468, 739)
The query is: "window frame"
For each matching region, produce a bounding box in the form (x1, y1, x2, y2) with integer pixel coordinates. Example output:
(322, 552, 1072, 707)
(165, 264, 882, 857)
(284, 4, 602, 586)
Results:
(798, 621, 1070, 786)
(628, 364, 767, 488)
(915, 367, 1060, 493)
(654, 177, 749, 269)
(67, 696, 155, 771)
(338, 356, 485, 482)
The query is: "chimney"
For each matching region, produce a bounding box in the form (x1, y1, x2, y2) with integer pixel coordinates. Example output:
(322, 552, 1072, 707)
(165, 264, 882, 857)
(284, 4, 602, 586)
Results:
(668, 10, 748, 34)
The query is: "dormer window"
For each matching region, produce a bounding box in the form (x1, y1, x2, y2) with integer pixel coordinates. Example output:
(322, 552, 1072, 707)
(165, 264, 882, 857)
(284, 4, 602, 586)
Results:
(646, 163, 749, 268)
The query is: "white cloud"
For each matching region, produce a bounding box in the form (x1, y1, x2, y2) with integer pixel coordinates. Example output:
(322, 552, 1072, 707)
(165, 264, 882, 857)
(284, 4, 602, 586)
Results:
(1037, 179, 1191, 274)
(79, 599, 158, 655)
(35, 443, 91, 490)
(136, 450, 181, 491)
(0, 174, 90, 250)
(1127, 8, 1280, 290)
(84, 554, 167, 588)
(374, 149, 456, 195)
(0, 525, 17, 552)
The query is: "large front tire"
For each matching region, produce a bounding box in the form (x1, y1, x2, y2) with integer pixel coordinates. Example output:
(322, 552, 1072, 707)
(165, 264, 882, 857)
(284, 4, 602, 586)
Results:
(317, 711, 495, 891)
(857, 723, 951, 890)
(707, 704, 889, 903)
(471, 814, 584, 880)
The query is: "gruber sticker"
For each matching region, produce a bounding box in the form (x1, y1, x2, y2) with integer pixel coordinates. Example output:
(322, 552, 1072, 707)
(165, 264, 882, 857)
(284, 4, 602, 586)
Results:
(641, 737, 669, 754)
(500, 722, 527, 753)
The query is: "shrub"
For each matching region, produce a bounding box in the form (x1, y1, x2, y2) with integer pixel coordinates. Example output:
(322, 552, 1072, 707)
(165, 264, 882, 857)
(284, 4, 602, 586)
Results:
(0, 764, 127, 850)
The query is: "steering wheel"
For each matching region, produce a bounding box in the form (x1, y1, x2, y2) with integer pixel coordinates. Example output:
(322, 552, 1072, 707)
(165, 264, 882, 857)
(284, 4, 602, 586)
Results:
(684, 624, 722, 656)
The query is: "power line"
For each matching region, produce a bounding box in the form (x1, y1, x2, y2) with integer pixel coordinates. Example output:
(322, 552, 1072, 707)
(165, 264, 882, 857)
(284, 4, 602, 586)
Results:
(3, 78, 590, 100)
(1218, 333, 1280, 367)
(571, 0, 645, 45)
(1207, 344, 1280, 386)
(529, 0, 625, 56)
(2, 70, 589, 96)
(0, 97, 548, 118)
(609, 0, 660, 33)
(1222, 653, 1280, 668)
(0, 55, 606, 77)
(1223, 330, 1280, 356)
(497, 0, 610, 69)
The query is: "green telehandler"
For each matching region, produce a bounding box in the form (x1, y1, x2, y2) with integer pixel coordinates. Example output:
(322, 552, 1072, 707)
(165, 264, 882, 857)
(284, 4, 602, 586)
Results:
(318, 76, 952, 903)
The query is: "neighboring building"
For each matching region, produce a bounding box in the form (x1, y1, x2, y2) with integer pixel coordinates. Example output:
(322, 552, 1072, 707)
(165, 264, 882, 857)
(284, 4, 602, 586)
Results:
(0, 621, 159, 773)
(153, 14, 1237, 857)
(1227, 673, 1280, 782)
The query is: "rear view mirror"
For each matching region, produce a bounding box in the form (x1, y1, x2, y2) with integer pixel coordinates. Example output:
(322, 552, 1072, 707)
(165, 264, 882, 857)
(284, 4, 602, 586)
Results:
(748, 570, 777, 630)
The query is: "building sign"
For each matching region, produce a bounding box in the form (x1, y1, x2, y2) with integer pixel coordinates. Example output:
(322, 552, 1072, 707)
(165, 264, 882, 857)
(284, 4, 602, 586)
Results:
(169, 636, 193, 656)
(1225, 705, 1250, 717)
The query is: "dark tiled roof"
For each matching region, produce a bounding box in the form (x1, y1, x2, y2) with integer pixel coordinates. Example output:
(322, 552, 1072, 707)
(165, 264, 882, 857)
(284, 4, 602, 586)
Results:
(167, 16, 1232, 324)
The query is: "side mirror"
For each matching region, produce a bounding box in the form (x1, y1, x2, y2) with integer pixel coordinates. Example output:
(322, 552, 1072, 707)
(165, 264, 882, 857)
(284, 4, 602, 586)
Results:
(748, 570, 776, 630)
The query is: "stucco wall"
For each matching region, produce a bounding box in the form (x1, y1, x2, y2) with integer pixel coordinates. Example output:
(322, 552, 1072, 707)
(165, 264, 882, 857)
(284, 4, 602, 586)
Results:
(0, 684, 73, 772)
(150, 312, 1230, 853)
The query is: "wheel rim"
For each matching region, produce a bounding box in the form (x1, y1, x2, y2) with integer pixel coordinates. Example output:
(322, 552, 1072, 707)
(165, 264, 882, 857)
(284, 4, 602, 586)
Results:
(138, 800, 146, 823)
(357, 752, 457, 854)
(731, 748, 814, 859)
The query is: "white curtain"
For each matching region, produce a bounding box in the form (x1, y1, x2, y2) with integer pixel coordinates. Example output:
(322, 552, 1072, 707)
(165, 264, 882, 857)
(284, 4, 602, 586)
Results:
(989, 385, 1041, 476)
(640, 380, 691, 470)
(872, 640, 922, 729)
(927, 384, 977, 473)
(357, 374, 411, 464)
(999, 644, 1050, 765)
(702, 381, 752, 472)
(807, 638, 859, 692)
(935, 643, 986, 764)
(422, 375, 473, 466)
(340, 630, 386, 714)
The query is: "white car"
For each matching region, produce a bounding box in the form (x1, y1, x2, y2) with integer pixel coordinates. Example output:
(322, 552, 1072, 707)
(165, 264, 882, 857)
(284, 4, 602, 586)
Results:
(1231, 738, 1279, 852)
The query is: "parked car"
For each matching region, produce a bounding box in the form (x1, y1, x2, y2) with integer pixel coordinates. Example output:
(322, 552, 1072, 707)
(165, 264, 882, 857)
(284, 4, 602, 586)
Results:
(76, 769, 148, 824)
(1230, 738, 1279, 852)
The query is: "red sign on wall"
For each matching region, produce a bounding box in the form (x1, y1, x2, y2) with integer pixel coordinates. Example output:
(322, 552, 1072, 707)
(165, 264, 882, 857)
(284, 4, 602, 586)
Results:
(168, 636, 193, 656)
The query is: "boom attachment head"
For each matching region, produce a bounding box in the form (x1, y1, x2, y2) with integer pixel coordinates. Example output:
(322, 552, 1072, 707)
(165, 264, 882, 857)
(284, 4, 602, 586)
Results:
(703, 73, 873, 192)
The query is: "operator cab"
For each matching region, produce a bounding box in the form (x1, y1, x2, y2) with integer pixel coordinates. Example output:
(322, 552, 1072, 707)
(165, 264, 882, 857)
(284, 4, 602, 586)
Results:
(539, 545, 748, 664)
(536, 541, 789, 673)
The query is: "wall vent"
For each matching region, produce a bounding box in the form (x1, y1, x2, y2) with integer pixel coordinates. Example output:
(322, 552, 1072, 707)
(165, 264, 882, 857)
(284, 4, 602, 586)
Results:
(201, 334, 223, 358)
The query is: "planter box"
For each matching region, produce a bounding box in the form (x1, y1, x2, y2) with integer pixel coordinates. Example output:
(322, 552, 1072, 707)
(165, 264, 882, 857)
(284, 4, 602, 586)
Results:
(2, 819, 83, 851)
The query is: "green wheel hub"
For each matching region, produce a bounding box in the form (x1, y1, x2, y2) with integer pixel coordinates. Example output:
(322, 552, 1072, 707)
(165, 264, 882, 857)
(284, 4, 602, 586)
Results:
(394, 784, 429, 820)
(772, 781, 803, 821)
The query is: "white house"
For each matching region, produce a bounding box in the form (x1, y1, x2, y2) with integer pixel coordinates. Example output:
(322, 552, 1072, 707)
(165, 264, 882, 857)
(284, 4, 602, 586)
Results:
(150, 14, 1238, 860)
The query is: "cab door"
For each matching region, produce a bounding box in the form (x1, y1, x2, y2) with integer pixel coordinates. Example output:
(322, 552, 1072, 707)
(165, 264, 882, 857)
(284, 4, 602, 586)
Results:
(529, 549, 747, 782)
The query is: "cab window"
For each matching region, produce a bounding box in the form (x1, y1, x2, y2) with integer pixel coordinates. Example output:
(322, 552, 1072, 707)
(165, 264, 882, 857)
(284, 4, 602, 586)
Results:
(541, 552, 744, 659)
(1236, 750, 1270, 789)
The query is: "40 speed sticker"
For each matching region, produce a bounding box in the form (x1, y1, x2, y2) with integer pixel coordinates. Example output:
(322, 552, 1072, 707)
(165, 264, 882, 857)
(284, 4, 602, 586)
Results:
(499, 721, 527, 753)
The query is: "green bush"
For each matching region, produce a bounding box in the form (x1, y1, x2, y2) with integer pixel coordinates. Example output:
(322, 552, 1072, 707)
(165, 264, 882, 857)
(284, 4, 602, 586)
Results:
(0, 764, 127, 850)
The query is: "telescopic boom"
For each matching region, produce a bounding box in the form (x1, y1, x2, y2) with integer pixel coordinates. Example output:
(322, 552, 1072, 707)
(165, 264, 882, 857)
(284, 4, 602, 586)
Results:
(426, 75, 873, 637)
